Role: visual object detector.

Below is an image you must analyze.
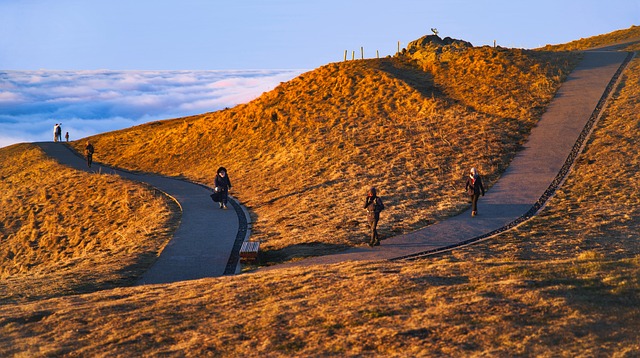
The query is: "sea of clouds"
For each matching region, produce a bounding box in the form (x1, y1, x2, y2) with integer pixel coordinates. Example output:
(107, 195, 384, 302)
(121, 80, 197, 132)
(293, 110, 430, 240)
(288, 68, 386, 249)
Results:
(0, 69, 305, 148)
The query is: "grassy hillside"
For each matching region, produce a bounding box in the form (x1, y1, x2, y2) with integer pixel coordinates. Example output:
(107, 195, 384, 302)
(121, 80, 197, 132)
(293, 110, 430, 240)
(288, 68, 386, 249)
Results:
(541, 25, 640, 51)
(0, 144, 179, 304)
(1, 26, 639, 356)
(1, 52, 639, 354)
(70, 41, 576, 263)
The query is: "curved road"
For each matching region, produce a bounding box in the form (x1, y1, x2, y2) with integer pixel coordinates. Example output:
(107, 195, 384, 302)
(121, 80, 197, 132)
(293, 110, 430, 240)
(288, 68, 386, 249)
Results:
(35, 142, 248, 285)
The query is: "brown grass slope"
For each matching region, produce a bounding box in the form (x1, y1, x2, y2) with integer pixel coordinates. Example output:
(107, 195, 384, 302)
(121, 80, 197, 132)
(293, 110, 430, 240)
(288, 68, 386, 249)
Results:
(1, 27, 639, 357)
(0, 144, 179, 304)
(71, 39, 576, 263)
(542, 24, 640, 51)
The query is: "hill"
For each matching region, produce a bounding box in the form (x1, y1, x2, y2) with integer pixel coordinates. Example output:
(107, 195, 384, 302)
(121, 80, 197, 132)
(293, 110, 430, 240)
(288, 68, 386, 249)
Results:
(542, 25, 640, 51)
(0, 144, 179, 303)
(1, 26, 639, 356)
(70, 38, 576, 263)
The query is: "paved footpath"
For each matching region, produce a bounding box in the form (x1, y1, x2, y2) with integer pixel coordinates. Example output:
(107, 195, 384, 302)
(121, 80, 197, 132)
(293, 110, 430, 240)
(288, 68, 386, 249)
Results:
(270, 49, 632, 269)
(35, 48, 633, 279)
(36, 142, 245, 285)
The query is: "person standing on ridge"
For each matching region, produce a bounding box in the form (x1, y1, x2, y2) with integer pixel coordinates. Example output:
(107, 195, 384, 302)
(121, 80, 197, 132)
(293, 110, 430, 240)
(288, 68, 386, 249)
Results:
(53, 124, 59, 142)
(56, 123, 62, 142)
(85, 141, 94, 168)
(363, 187, 384, 247)
(65, 132, 69, 142)
(465, 167, 485, 217)
(214, 167, 232, 209)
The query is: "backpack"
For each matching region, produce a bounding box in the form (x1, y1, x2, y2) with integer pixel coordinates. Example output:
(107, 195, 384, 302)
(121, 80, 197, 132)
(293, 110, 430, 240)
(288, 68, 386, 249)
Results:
(374, 197, 385, 212)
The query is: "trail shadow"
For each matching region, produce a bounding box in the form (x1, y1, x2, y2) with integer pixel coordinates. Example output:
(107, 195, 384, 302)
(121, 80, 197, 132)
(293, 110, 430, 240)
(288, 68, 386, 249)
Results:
(258, 179, 346, 207)
(376, 57, 441, 99)
(409, 275, 470, 286)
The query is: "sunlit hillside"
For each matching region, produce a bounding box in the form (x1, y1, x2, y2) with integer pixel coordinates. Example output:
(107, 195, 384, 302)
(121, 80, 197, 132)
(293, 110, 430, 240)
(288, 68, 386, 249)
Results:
(0, 144, 179, 303)
(1, 26, 640, 357)
(541, 24, 640, 51)
(71, 37, 576, 263)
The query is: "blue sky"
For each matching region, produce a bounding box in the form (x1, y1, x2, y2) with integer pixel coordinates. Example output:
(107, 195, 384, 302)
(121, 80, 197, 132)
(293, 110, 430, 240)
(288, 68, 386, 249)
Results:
(1, 0, 638, 70)
(0, 1, 638, 147)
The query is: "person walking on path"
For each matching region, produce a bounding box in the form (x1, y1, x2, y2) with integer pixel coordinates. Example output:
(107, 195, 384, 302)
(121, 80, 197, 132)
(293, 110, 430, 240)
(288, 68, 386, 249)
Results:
(363, 187, 384, 247)
(53, 124, 59, 142)
(465, 167, 485, 217)
(214, 167, 232, 209)
(85, 141, 94, 168)
(65, 132, 69, 142)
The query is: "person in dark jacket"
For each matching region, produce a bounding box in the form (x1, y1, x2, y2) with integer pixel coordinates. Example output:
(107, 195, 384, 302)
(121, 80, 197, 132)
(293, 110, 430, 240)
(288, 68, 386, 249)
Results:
(465, 167, 485, 217)
(85, 141, 94, 168)
(214, 167, 232, 209)
(363, 187, 384, 247)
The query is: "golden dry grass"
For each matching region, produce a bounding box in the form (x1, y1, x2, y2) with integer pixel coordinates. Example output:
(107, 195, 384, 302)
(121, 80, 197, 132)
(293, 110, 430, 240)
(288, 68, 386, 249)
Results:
(0, 144, 179, 304)
(70, 45, 577, 263)
(450, 51, 640, 264)
(2, 27, 640, 357)
(541, 25, 640, 51)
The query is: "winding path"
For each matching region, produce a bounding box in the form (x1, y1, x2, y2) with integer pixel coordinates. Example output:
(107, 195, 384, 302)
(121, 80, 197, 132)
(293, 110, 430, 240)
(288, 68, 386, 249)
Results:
(37, 46, 633, 281)
(269, 48, 633, 269)
(35, 142, 249, 285)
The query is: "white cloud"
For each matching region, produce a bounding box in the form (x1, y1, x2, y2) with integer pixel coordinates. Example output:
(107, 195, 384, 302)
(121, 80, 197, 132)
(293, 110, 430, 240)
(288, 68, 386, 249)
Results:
(0, 69, 304, 147)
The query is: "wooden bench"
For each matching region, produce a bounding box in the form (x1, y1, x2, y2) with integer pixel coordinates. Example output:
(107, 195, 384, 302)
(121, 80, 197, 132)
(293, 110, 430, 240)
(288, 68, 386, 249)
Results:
(239, 241, 260, 263)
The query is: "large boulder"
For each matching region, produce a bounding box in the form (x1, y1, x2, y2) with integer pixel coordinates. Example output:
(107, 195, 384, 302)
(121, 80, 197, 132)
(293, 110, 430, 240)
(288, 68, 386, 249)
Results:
(406, 34, 473, 53)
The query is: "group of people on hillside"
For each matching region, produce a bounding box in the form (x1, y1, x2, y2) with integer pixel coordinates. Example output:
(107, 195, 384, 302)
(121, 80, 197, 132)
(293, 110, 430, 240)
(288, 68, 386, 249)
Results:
(53, 122, 94, 168)
(53, 123, 486, 249)
(362, 167, 484, 247)
(53, 123, 69, 142)
(209, 165, 485, 248)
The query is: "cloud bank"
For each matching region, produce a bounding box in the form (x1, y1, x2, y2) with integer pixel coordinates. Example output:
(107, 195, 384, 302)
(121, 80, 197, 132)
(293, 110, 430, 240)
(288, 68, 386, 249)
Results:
(0, 69, 304, 147)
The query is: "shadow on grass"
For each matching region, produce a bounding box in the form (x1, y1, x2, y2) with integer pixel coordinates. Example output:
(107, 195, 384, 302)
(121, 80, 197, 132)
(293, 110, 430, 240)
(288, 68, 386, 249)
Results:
(258, 179, 347, 207)
(260, 242, 351, 265)
(377, 57, 441, 99)
(408, 275, 470, 286)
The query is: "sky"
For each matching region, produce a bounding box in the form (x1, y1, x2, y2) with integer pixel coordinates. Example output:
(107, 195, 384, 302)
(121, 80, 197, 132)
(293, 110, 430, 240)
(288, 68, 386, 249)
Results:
(0, 0, 638, 70)
(0, 69, 304, 147)
(0, 0, 638, 147)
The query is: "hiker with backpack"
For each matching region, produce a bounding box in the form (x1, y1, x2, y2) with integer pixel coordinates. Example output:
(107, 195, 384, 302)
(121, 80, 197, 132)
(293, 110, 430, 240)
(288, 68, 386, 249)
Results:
(465, 167, 485, 217)
(364, 187, 384, 247)
(85, 141, 94, 168)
